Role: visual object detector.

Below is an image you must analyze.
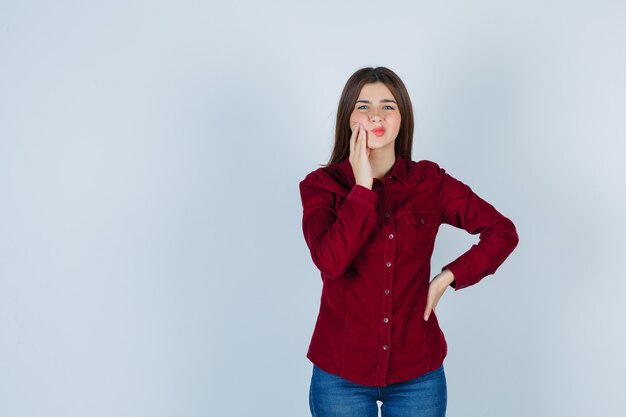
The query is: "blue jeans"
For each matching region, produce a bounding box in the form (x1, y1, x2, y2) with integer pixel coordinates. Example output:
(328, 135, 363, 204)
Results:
(309, 364, 447, 417)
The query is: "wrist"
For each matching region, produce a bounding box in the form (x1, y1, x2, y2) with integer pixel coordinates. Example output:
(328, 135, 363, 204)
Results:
(440, 269, 455, 286)
(356, 180, 373, 190)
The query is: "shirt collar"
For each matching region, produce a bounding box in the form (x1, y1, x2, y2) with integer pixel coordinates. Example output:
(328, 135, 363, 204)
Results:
(338, 153, 408, 186)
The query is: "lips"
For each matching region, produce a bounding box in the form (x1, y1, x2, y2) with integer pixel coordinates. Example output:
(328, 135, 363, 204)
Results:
(371, 127, 385, 137)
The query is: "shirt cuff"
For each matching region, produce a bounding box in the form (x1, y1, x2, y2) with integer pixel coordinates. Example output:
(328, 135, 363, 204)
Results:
(349, 184, 378, 206)
(441, 245, 492, 291)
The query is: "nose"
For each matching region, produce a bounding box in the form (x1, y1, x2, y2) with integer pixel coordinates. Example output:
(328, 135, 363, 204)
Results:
(369, 111, 382, 123)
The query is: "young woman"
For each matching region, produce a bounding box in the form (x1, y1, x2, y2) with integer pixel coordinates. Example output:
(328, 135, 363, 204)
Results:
(299, 67, 519, 417)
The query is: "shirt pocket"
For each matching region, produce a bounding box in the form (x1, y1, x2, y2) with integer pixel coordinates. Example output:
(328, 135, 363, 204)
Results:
(402, 209, 439, 252)
(404, 209, 437, 230)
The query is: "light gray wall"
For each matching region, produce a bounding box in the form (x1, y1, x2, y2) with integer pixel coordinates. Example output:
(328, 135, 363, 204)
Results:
(1, 1, 624, 416)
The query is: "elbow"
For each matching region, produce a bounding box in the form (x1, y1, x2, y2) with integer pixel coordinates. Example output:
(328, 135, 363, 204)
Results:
(311, 253, 349, 280)
(310, 243, 350, 279)
(511, 230, 520, 250)
(486, 217, 520, 261)
(506, 218, 520, 251)
(496, 218, 520, 263)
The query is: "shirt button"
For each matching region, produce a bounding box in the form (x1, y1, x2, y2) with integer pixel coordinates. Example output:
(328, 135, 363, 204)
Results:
(383, 345, 389, 350)
(384, 289, 390, 294)
(388, 233, 394, 239)
(420, 218, 425, 225)
(386, 261, 392, 267)
(383, 317, 389, 323)
(384, 212, 390, 218)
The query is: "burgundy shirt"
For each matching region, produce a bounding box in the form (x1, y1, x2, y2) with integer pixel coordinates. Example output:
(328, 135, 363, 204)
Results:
(299, 154, 519, 386)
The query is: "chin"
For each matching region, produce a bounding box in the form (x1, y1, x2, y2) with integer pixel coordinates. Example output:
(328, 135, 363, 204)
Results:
(369, 144, 395, 152)
(369, 137, 394, 147)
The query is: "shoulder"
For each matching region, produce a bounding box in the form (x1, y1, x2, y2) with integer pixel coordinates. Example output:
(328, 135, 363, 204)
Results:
(300, 161, 351, 190)
(300, 167, 324, 184)
(408, 159, 441, 172)
(405, 159, 445, 183)
(299, 166, 329, 188)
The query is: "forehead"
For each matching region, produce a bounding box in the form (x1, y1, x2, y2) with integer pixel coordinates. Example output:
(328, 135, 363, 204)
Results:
(357, 82, 395, 99)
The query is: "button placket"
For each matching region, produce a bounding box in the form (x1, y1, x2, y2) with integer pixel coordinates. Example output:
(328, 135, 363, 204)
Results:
(378, 186, 396, 364)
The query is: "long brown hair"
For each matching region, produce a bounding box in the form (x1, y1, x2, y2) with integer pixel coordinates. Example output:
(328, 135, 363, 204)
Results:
(326, 67, 414, 166)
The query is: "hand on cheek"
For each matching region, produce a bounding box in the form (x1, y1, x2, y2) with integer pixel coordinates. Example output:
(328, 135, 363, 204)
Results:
(351, 120, 369, 147)
(348, 122, 373, 189)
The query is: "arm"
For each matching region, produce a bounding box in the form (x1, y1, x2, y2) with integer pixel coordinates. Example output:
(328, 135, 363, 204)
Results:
(299, 172, 379, 279)
(437, 165, 520, 291)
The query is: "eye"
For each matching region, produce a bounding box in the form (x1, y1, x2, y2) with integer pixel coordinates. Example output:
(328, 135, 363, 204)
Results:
(357, 105, 368, 110)
(384, 105, 395, 110)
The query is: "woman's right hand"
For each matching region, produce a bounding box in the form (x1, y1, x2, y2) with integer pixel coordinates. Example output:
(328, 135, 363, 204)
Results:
(349, 123, 373, 189)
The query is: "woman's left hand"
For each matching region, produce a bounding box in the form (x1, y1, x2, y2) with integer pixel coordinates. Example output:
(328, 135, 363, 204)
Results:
(424, 269, 456, 321)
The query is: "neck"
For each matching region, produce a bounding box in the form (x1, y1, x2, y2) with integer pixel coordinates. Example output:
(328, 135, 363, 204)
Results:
(369, 148, 396, 179)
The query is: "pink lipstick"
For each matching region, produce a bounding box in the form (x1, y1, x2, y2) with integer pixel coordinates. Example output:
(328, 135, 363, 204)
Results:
(372, 127, 385, 137)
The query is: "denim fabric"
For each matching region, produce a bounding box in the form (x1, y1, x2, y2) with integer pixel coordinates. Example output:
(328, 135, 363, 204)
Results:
(309, 364, 447, 417)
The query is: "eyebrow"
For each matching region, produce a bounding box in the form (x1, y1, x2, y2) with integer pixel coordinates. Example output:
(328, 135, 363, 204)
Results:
(356, 99, 397, 104)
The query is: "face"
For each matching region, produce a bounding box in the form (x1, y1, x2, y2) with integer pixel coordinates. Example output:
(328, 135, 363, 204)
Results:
(349, 82, 401, 152)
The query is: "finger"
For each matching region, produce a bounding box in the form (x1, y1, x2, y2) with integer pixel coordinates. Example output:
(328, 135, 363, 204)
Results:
(349, 123, 359, 157)
(359, 126, 367, 154)
(363, 128, 370, 151)
(424, 297, 433, 321)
